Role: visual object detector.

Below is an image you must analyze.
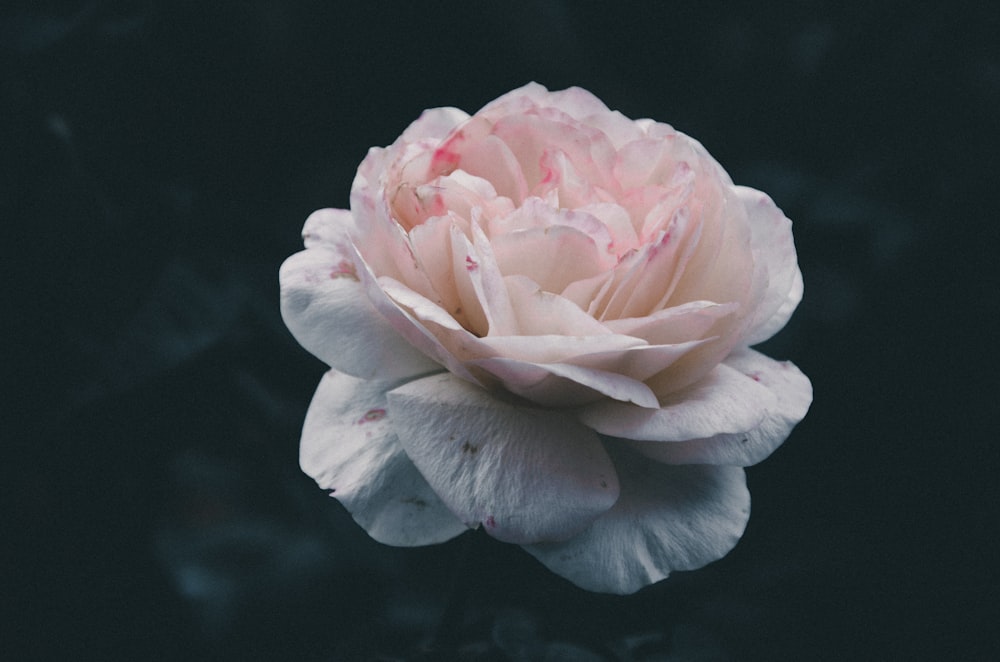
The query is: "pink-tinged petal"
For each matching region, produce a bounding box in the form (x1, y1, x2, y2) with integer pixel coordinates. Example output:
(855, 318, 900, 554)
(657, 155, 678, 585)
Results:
(300, 371, 466, 546)
(575, 202, 639, 257)
(350, 248, 480, 385)
(491, 113, 618, 194)
(400, 106, 469, 143)
(454, 133, 530, 203)
(487, 198, 617, 259)
(541, 85, 613, 119)
(533, 148, 607, 208)
(477, 82, 612, 122)
(580, 110, 646, 148)
(478, 334, 646, 365)
(628, 349, 811, 466)
(604, 300, 740, 345)
(505, 275, 613, 337)
(407, 214, 462, 313)
(468, 221, 520, 335)
(469, 357, 659, 409)
(566, 340, 713, 383)
(576, 362, 774, 441)
(279, 247, 439, 381)
(387, 373, 620, 544)
(524, 448, 749, 594)
(596, 209, 702, 321)
(734, 186, 804, 345)
(301, 208, 355, 249)
(491, 224, 609, 295)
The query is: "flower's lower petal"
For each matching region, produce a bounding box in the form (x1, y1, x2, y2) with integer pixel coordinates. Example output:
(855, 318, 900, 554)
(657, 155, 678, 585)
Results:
(279, 248, 439, 381)
(628, 349, 812, 466)
(576, 362, 774, 441)
(300, 371, 466, 546)
(300, 208, 355, 249)
(524, 449, 749, 594)
(470, 356, 660, 409)
(387, 373, 620, 544)
(735, 186, 803, 345)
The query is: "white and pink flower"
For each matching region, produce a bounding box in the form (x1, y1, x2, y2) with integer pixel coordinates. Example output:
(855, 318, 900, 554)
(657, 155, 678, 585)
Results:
(280, 83, 811, 593)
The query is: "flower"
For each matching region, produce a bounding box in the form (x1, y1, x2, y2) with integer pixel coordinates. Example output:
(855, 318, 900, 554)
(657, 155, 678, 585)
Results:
(280, 83, 811, 594)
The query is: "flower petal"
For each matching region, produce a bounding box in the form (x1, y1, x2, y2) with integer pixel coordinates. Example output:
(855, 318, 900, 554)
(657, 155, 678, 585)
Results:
(279, 247, 439, 381)
(300, 370, 466, 546)
(387, 372, 620, 544)
(400, 106, 470, 143)
(735, 186, 804, 345)
(300, 207, 355, 249)
(627, 349, 812, 466)
(524, 448, 749, 594)
(469, 356, 660, 409)
(576, 362, 774, 441)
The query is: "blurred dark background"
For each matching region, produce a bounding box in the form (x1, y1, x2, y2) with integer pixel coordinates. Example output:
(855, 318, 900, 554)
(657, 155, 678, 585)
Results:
(5, 1, 998, 659)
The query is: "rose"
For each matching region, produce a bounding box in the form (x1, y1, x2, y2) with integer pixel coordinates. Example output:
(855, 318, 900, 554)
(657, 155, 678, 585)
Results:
(280, 83, 811, 593)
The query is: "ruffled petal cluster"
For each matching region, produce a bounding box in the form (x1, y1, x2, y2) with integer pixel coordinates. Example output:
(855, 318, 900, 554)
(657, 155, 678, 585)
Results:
(281, 83, 811, 593)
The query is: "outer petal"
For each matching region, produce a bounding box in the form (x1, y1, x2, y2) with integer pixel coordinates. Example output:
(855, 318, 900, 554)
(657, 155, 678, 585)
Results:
(300, 371, 466, 546)
(735, 186, 803, 345)
(279, 246, 439, 381)
(575, 362, 774, 441)
(400, 106, 469, 143)
(524, 448, 750, 594)
(627, 348, 812, 466)
(387, 373, 620, 544)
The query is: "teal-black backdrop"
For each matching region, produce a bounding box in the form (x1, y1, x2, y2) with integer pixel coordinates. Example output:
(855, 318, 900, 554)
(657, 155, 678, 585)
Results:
(6, 2, 997, 659)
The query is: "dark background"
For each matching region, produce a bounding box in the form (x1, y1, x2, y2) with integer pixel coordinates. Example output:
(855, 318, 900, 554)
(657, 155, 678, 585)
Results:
(5, 1, 998, 660)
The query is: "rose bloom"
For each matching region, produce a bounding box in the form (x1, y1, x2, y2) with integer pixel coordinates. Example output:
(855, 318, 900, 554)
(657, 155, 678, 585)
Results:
(280, 83, 811, 593)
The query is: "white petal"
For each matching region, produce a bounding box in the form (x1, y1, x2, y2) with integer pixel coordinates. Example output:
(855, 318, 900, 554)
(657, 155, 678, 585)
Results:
(576, 362, 774, 441)
(300, 371, 466, 546)
(279, 247, 439, 381)
(300, 208, 355, 249)
(387, 373, 620, 544)
(735, 186, 803, 345)
(628, 349, 811, 466)
(524, 448, 749, 594)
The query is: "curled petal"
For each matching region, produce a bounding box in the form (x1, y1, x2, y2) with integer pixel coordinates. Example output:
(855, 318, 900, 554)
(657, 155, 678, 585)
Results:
(301, 207, 355, 249)
(735, 186, 804, 345)
(387, 373, 620, 544)
(576, 362, 774, 441)
(400, 106, 470, 143)
(279, 247, 439, 381)
(300, 371, 465, 546)
(627, 349, 812, 466)
(524, 448, 749, 594)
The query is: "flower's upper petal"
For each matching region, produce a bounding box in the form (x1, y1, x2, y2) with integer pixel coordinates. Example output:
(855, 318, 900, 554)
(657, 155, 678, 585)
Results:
(279, 245, 439, 381)
(387, 372, 620, 544)
(627, 349, 812, 466)
(400, 106, 470, 143)
(478, 83, 612, 123)
(576, 362, 774, 441)
(524, 449, 749, 594)
(300, 370, 465, 546)
(736, 186, 803, 345)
